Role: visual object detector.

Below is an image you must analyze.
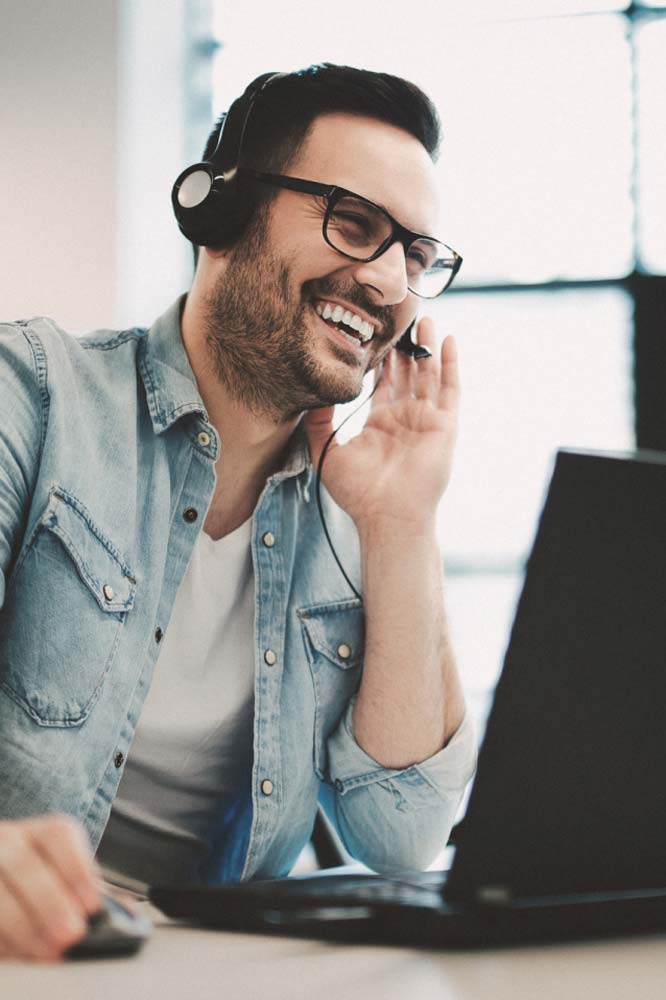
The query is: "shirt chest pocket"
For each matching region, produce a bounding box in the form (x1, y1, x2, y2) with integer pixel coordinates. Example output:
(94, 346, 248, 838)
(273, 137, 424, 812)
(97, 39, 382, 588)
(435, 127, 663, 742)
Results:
(298, 599, 364, 780)
(0, 487, 136, 727)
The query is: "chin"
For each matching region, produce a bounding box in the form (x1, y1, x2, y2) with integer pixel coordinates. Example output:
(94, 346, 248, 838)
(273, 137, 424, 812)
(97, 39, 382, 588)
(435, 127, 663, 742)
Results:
(307, 374, 365, 409)
(315, 357, 370, 405)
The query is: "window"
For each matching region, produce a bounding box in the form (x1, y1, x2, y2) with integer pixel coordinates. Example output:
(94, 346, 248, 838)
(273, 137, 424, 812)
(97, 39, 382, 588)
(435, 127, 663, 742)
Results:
(636, 15, 666, 271)
(189, 0, 666, 739)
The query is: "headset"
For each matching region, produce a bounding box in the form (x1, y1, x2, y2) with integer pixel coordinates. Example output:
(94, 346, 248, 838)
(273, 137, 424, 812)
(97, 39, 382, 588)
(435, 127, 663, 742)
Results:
(171, 71, 431, 360)
(172, 71, 282, 248)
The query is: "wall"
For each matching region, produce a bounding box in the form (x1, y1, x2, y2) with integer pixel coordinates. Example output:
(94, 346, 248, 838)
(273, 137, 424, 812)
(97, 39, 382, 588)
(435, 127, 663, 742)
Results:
(1, 0, 119, 333)
(0, 0, 192, 335)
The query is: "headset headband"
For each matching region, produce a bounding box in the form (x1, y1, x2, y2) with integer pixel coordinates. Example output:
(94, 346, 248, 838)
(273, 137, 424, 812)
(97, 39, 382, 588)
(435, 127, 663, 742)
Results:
(211, 71, 285, 183)
(171, 71, 285, 240)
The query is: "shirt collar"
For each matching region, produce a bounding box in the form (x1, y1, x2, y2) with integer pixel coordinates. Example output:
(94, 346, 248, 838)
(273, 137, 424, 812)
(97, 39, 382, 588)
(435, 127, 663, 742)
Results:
(139, 296, 311, 480)
(139, 295, 207, 434)
(272, 420, 310, 481)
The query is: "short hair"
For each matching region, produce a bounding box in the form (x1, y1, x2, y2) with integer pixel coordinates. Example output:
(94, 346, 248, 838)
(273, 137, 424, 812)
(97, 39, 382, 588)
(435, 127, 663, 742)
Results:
(192, 63, 441, 261)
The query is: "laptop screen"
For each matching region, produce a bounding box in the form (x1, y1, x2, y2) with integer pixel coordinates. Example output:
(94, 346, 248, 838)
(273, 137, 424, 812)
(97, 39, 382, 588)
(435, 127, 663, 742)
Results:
(445, 449, 666, 903)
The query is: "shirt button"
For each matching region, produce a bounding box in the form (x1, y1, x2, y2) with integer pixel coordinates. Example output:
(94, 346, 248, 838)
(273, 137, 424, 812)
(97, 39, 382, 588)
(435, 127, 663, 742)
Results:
(262, 531, 275, 548)
(197, 431, 211, 447)
(334, 779, 343, 792)
(154, 627, 163, 644)
(261, 779, 274, 796)
(183, 507, 198, 523)
(114, 752, 124, 769)
(337, 643, 352, 660)
(264, 649, 277, 666)
(102, 584, 114, 601)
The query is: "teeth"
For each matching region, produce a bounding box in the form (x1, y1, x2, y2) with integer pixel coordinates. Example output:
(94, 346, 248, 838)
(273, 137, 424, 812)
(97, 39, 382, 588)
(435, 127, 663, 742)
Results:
(315, 300, 375, 343)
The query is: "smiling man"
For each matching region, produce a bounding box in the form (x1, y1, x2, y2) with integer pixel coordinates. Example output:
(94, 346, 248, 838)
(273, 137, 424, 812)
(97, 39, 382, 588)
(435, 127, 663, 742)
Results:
(0, 64, 476, 961)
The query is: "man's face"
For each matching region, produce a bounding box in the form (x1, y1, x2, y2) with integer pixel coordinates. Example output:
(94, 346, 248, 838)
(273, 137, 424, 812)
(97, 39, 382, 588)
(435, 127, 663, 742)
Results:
(204, 112, 441, 419)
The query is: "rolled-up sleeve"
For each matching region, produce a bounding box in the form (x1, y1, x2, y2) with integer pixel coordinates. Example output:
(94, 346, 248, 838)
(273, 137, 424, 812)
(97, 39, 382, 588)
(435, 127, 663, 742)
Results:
(322, 701, 477, 873)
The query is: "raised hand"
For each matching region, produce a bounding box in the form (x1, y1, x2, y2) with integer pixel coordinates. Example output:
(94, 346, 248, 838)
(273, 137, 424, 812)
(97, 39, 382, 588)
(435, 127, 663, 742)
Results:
(305, 317, 459, 531)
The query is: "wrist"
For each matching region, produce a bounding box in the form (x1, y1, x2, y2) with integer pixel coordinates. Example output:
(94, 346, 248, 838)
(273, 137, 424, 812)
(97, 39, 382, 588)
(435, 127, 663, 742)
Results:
(354, 511, 439, 545)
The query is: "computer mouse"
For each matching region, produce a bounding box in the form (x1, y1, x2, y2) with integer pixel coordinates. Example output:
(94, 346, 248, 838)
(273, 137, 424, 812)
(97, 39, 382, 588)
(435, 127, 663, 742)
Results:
(65, 893, 152, 960)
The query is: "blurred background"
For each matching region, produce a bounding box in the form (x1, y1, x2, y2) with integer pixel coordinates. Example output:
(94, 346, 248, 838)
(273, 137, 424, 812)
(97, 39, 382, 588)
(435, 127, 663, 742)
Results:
(1, 0, 665, 740)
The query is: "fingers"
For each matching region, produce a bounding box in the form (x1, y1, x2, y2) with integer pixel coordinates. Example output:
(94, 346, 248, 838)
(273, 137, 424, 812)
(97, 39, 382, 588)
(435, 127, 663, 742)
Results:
(390, 317, 438, 402)
(438, 334, 460, 414)
(33, 814, 101, 911)
(371, 353, 393, 406)
(393, 344, 415, 399)
(413, 317, 439, 401)
(373, 319, 459, 415)
(371, 346, 413, 408)
(0, 815, 101, 962)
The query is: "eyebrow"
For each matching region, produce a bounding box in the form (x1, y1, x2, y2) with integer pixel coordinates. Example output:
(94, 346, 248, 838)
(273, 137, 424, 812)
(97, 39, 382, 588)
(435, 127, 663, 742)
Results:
(244, 168, 440, 242)
(339, 186, 438, 243)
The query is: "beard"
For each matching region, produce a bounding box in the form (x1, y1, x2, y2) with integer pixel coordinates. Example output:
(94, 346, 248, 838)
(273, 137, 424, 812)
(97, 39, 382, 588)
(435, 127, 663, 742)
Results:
(201, 225, 395, 422)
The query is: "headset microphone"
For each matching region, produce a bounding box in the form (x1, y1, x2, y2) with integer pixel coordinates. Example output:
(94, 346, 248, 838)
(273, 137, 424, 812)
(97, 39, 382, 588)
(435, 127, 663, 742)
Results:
(395, 321, 432, 359)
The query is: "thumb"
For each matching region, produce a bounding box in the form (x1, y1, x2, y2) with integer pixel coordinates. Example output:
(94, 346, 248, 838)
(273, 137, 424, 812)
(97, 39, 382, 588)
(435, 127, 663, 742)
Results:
(303, 406, 336, 467)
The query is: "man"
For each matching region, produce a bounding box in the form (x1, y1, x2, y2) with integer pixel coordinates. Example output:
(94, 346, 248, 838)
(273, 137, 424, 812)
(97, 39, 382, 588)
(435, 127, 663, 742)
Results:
(0, 64, 476, 961)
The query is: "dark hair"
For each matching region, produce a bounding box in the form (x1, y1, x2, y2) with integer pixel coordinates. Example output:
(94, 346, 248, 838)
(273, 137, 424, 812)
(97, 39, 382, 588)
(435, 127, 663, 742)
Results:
(193, 63, 441, 262)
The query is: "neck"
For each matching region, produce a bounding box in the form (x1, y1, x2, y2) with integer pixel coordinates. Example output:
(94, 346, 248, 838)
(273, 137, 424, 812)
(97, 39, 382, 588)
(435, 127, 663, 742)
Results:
(181, 288, 303, 539)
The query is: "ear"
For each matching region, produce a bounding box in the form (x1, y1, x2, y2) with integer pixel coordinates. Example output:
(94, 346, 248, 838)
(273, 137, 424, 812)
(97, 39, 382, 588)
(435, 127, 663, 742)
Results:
(190, 244, 231, 293)
(203, 245, 230, 262)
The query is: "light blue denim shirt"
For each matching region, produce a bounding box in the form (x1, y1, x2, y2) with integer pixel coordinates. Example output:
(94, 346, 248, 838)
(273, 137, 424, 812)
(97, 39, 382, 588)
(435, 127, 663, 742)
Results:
(0, 298, 476, 881)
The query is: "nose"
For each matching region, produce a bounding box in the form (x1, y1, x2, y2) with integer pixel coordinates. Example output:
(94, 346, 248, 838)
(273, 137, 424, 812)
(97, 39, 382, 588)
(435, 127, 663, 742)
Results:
(351, 240, 410, 306)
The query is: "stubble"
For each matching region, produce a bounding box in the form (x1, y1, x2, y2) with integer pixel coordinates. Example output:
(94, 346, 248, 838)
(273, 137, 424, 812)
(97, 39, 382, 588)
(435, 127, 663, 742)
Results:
(202, 228, 393, 422)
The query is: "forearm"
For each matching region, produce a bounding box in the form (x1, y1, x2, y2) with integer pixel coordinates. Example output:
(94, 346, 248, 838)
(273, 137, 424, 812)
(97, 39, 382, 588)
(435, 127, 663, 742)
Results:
(352, 515, 465, 769)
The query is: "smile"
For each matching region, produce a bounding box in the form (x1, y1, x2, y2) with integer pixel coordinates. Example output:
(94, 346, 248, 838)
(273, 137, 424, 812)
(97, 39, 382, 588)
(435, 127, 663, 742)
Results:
(314, 300, 376, 344)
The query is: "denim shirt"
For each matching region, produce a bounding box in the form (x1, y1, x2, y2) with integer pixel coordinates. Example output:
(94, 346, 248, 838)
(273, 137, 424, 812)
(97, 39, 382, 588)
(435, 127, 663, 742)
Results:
(0, 298, 476, 881)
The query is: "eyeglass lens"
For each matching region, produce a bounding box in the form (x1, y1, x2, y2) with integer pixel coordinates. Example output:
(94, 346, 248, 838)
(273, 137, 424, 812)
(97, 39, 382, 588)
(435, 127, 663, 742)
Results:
(325, 195, 457, 297)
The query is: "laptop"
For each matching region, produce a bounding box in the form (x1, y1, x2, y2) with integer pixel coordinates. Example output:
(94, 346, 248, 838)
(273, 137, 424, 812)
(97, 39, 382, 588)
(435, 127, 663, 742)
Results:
(150, 449, 666, 946)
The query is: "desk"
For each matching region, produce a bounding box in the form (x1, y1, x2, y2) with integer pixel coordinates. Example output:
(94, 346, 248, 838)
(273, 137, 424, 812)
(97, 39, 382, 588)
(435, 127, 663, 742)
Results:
(2, 901, 666, 1000)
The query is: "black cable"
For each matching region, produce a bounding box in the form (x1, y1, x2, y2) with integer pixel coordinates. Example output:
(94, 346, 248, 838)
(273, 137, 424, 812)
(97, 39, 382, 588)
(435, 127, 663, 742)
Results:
(314, 369, 385, 602)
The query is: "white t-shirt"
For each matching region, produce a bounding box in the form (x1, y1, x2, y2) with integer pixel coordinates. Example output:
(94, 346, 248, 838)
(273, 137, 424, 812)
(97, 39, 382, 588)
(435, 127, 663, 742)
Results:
(97, 518, 255, 891)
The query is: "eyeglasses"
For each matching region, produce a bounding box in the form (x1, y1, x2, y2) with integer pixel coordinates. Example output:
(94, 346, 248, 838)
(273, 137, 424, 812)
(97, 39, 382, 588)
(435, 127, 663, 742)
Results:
(240, 169, 462, 299)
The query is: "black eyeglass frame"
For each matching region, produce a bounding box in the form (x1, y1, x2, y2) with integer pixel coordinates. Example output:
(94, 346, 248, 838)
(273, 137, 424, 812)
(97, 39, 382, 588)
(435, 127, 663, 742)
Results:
(240, 168, 463, 299)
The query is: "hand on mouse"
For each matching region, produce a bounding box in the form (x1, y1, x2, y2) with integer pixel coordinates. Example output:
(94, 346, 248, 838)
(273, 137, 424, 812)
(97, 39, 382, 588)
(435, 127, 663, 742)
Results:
(0, 814, 102, 962)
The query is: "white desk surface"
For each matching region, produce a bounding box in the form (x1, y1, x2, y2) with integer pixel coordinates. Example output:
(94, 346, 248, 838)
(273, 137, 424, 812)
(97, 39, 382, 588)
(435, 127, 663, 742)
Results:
(2, 901, 666, 1000)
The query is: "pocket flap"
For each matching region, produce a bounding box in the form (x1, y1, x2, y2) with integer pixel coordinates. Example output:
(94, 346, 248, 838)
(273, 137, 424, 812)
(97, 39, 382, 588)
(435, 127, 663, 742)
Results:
(298, 599, 364, 669)
(41, 488, 136, 613)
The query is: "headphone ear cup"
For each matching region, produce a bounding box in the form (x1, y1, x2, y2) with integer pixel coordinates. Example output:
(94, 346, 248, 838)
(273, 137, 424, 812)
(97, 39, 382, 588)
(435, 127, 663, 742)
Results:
(173, 72, 283, 249)
(172, 163, 224, 246)
(172, 162, 254, 248)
